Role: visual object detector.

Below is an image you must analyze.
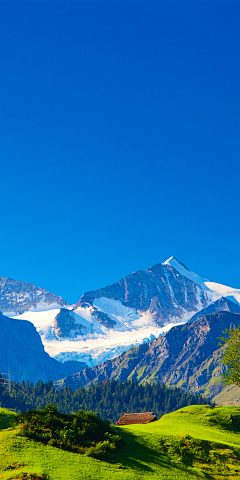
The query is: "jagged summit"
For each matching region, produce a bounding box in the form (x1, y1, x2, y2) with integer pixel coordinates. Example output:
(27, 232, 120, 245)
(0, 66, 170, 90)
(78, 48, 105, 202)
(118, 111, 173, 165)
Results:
(0, 276, 66, 315)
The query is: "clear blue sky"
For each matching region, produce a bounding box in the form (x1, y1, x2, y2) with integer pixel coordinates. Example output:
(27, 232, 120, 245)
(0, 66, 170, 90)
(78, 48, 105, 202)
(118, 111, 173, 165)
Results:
(1, 1, 240, 303)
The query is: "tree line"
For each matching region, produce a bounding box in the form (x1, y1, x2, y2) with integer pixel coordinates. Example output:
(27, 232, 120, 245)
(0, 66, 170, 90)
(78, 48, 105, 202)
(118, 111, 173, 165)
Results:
(0, 374, 213, 423)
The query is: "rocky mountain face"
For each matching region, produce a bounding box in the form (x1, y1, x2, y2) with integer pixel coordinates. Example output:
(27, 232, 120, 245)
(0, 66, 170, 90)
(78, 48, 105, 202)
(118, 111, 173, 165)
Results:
(0, 277, 66, 315)
(189, 297, 240, 323)
(0, 312, 86, 383)
(53, 308, 86, 339)
(58, 311, 240, 400)
(75, 259, 209, 327)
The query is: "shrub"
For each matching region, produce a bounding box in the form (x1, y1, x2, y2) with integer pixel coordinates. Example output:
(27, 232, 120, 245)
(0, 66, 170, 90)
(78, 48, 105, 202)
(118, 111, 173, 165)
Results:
(9, 474, 48, 480)
(16, 404, 123, 458)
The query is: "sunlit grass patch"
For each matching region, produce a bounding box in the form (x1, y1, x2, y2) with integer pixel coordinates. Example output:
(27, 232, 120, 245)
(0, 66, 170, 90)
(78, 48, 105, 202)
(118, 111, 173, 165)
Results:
(2, 405, 240, 479)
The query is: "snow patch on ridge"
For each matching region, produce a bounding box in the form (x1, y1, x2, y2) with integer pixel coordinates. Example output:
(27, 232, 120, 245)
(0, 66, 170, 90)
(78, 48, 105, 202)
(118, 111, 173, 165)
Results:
(10, 309, 61, 339)
(28, 301, 65, 312)
(93, 297, 141, 330)
(204, 282, 240, 305)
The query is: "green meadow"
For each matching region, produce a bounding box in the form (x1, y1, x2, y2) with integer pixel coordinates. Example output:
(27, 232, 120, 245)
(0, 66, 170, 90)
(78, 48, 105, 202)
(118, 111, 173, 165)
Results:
(2, 405, 240, 480)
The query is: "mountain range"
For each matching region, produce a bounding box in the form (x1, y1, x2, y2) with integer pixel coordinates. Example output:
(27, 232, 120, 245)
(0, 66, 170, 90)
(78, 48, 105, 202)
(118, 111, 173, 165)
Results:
(1, 256, 240, 404)
(4, 256, 240, 368)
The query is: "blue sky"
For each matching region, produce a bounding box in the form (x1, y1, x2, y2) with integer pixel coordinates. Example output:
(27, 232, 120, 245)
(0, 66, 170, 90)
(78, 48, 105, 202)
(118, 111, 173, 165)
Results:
(0, 1, 240, 303)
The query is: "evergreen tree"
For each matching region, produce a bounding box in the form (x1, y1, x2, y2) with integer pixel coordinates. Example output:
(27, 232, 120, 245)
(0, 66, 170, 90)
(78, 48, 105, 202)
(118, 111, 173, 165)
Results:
(0, 373, 214, 423)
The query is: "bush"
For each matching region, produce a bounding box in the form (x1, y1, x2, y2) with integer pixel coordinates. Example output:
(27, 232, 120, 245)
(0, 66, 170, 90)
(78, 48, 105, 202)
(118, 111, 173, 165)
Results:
(16, 404, 123, 458)
(9, 474, 48, 480)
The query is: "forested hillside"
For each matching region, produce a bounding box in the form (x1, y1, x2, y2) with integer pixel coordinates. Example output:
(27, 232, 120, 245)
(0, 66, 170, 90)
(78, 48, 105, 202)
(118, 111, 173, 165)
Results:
(0, 375, 212, 423)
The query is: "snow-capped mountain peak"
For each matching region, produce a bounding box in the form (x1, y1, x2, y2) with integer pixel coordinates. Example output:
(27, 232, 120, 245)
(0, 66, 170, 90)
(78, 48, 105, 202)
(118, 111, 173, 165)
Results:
(163, 256, 190, 271)
(163, 256, 210, 286)
(163, 256, 240, 305)
(163, 257, 240, 305)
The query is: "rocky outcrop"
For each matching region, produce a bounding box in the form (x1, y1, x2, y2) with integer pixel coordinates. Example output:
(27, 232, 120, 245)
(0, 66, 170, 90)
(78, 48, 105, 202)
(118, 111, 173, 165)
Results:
(0, 277, 66, 314)
(75, 259, 209, 328)
(58, 312, 240, 398)
(189, 297, 240, 323)
(0, 312, 86, 383)
(53, 308, 86, 339)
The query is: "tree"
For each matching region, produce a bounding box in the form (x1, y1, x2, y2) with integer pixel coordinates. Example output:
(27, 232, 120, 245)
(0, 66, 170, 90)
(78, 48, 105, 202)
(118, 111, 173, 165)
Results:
(219, 325, 240, 386)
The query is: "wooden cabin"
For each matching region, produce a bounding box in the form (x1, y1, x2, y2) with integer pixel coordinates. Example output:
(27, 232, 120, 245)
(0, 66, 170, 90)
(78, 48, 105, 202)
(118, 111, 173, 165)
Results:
(115, 412, 157, 426)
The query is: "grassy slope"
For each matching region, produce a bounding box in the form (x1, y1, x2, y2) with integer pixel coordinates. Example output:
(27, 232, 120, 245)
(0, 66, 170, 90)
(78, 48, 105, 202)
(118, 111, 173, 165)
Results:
(2, 406, 240, 479)
(214, 384, 240, 406)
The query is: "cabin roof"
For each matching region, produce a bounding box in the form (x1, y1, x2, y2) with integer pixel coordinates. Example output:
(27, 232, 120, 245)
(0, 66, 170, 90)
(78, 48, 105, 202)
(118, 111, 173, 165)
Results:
(115, 412, 157, 426)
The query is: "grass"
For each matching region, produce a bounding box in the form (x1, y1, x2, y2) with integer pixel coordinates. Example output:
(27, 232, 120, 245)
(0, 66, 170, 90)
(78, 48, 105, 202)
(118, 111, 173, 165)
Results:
(2, 405, 240, 479)
(213, 384, 240, 406)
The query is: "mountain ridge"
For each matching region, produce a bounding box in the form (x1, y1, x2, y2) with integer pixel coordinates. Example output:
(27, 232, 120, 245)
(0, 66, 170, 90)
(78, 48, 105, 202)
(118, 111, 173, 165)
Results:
(4, 257, 240, 368)
(189, 296, 240, 323)
(0, 276, 66, 315)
